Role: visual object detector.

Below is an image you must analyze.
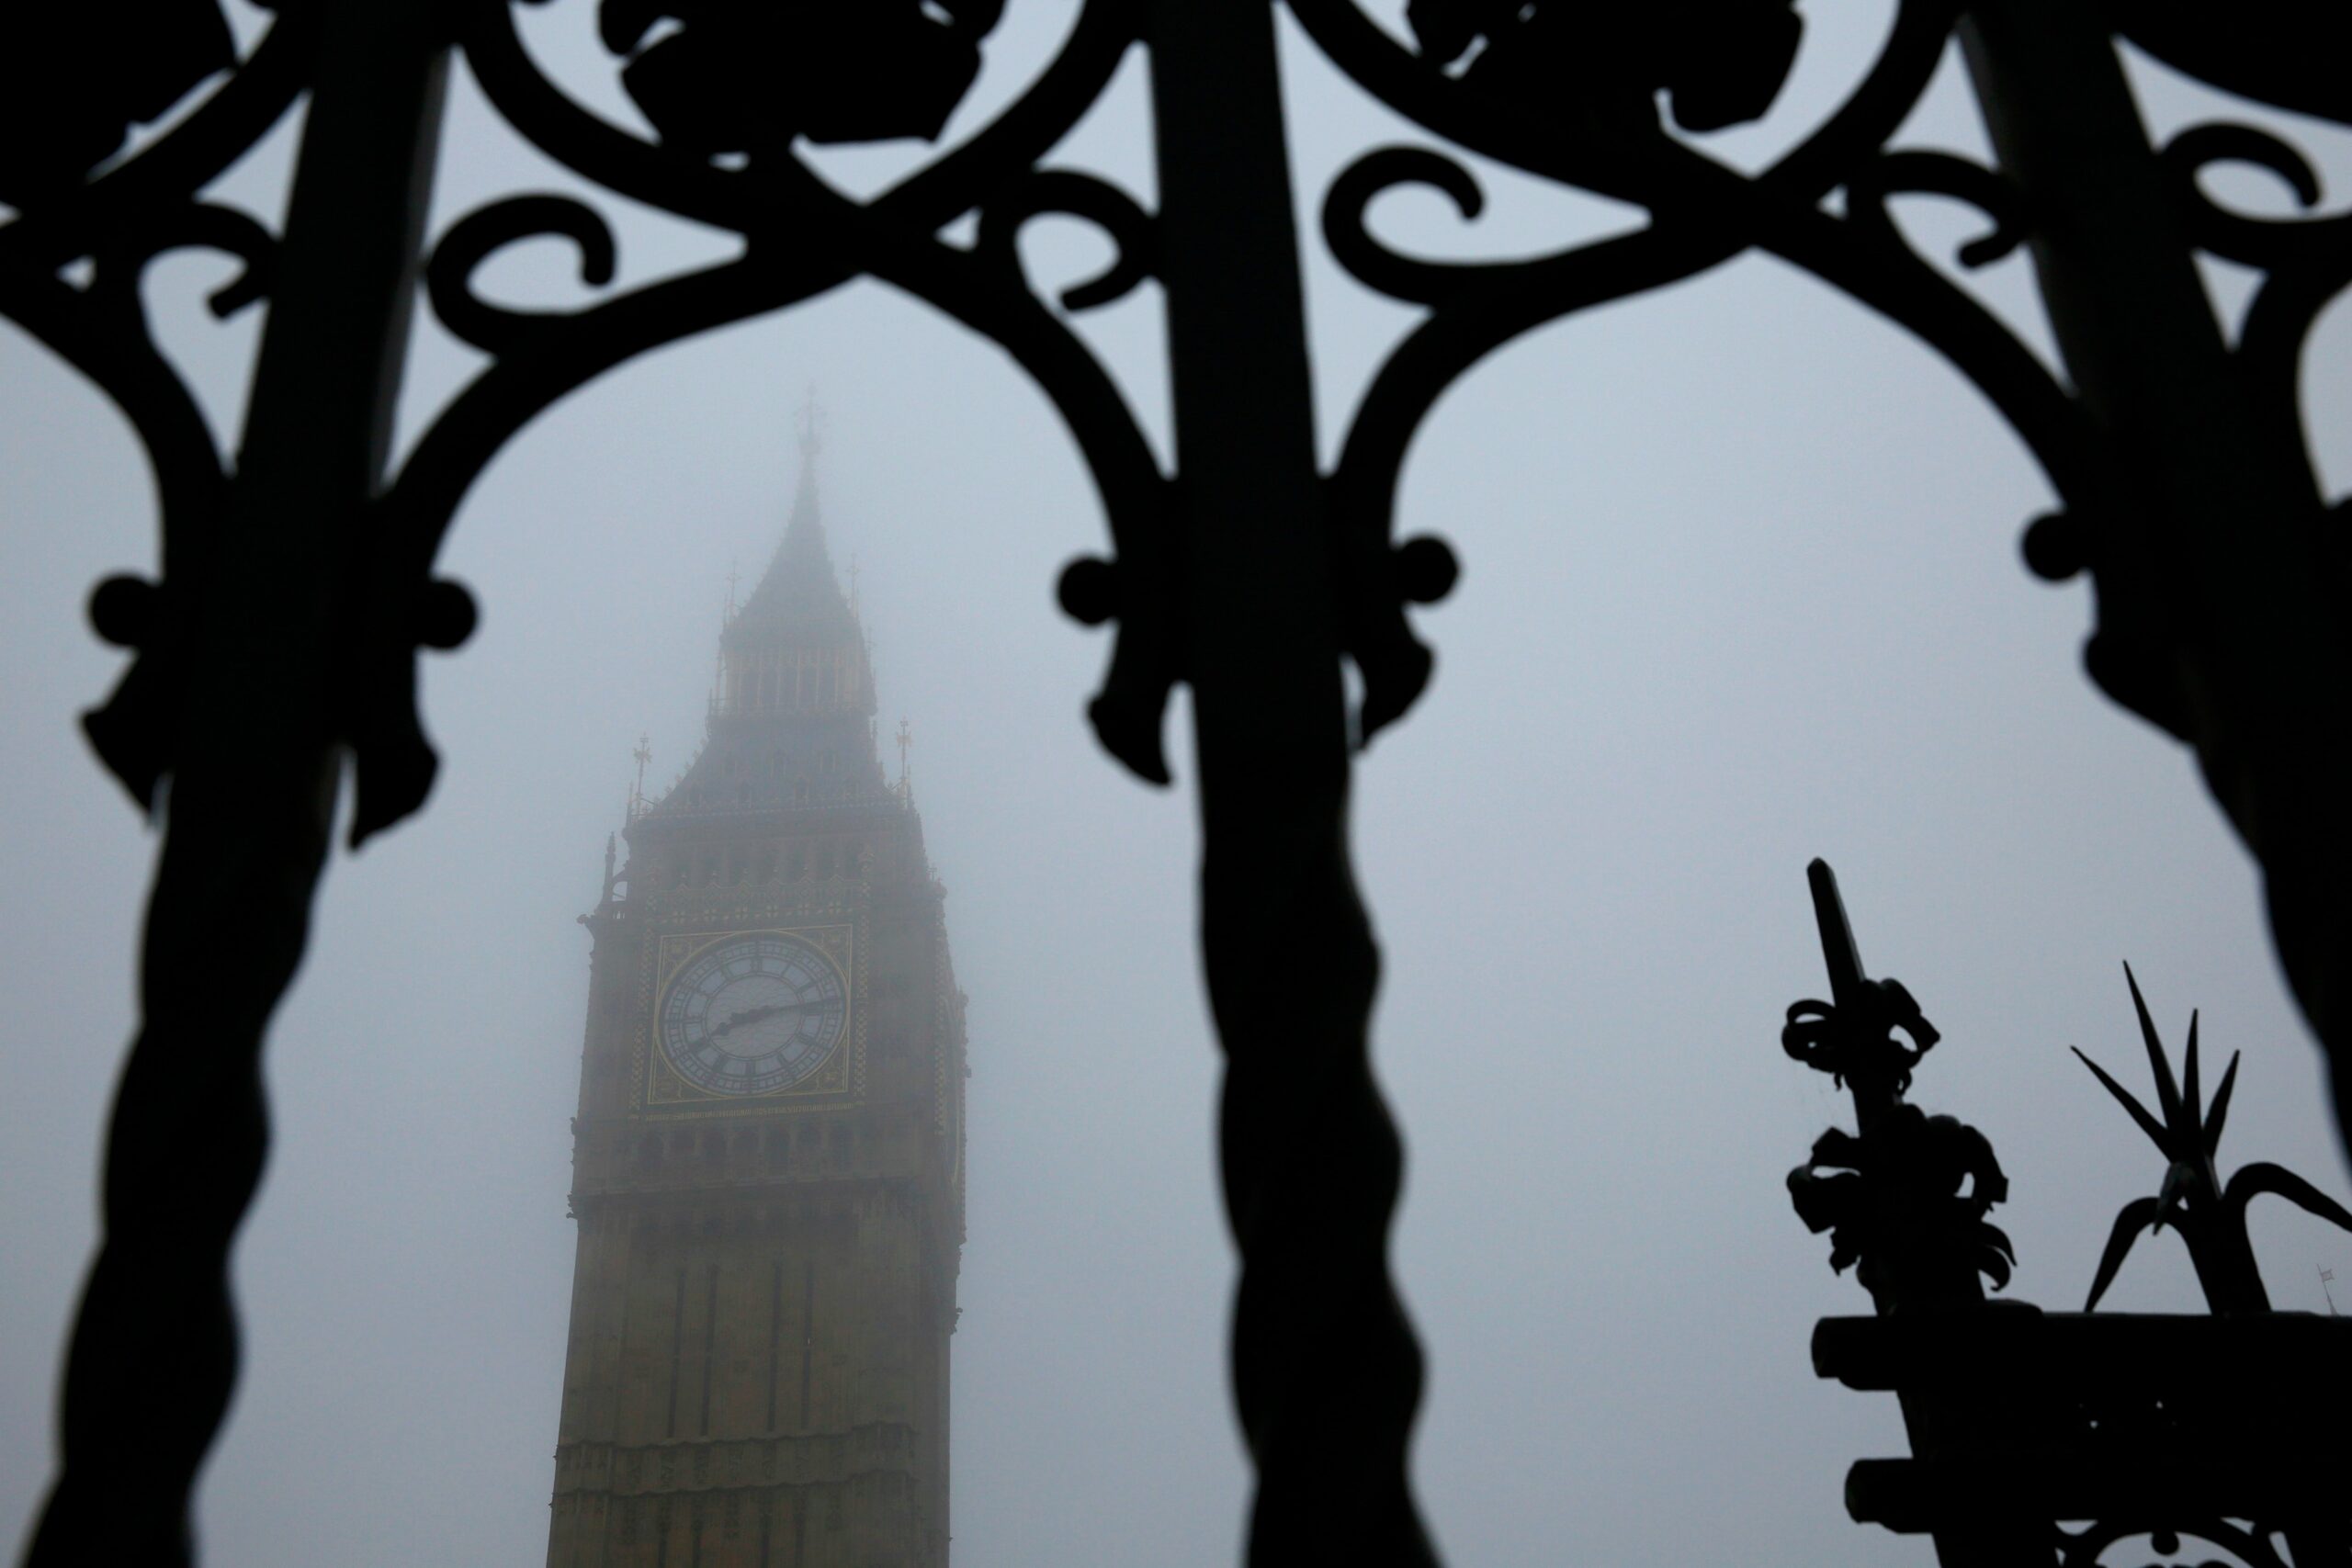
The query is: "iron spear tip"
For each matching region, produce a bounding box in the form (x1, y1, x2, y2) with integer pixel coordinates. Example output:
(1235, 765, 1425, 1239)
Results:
(1806, 859, 1867, 1003)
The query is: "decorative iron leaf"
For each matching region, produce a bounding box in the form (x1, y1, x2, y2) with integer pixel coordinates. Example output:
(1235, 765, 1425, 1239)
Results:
(1808, 1125, 1866, 1172)
(2123, 962, 2186, 1134)
(0, 0, 234, 206)
(600, 0, 1002, 153)
(2228, 1160, 2352, 1236)
(2202, 1050, 2241, 1156)
(2085, 1196, 2161, 1311)
(2071, 1044, 2173, 1155)
(1975, 1222, 2016, 1292)
(2181, 1008, 2201, 1124)
(2119, 1, 2352, 126)
(1402, 0, 1802, 137)
(1787, 1165, 1860, 1236)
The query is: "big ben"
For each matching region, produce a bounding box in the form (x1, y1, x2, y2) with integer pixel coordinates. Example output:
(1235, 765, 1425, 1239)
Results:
(547, 433, 966, 1568)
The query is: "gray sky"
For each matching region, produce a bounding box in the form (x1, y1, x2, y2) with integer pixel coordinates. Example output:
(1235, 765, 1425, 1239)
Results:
(7, 5, 2352, 1564)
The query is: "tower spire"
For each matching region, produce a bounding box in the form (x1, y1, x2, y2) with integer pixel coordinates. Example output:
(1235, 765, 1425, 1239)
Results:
(639, 395, 879, 818)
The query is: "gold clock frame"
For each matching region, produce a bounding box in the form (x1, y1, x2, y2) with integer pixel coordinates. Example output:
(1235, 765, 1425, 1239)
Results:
(637, 921, 862, 1110)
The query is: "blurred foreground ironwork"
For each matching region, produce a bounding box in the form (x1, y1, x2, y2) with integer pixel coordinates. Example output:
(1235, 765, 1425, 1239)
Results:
(1789, 862, 2352, 1564)
(6, 2, 2350, 1563)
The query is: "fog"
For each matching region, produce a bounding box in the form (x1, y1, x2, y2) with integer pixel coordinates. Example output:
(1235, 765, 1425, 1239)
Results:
(6, 5, 2352, 1564)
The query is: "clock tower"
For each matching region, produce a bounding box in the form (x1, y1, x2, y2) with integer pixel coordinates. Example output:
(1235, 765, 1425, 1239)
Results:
(546, 443, 966, 1568)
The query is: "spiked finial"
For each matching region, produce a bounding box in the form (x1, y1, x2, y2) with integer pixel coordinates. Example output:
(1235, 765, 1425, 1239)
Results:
(2073, 966, 2351, 1314)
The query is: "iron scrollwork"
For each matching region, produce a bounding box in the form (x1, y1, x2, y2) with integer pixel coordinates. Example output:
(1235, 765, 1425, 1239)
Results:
(402, 0, 1176, 788)
(1291, 0, 2352, 1159)
(1, 4, 311, 807)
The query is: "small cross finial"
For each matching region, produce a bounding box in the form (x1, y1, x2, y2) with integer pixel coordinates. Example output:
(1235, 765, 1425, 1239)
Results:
(631, 733, 651, 816)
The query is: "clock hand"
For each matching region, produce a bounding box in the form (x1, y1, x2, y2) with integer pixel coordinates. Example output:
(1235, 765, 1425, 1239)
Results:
(709, 997, 834, 1039)
(709, 1002, 789, 1040)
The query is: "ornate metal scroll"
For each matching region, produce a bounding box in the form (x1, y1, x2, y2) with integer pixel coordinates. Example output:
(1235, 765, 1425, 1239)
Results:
(1281, 0, 2352, 1132)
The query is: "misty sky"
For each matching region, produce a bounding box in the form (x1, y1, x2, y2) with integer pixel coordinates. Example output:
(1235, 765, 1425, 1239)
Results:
(6, 5, 2352, 1565)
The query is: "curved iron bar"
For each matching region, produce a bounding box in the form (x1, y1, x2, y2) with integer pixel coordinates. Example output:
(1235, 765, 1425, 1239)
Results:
(1319, 200, 2093, 747)
(972, 166, 1158, 311)
(0, 1, 313, 272)
(423, 193, 619, 354)
(956, 168, 1178, 777)
(2161, 122, 2352, 491)
(0, 249, 234, 588)
(1292, 0, 2107, 744)
(0, 247, 238, 805)
(2055, 1517, 2293, 1568)
(0, 6, 309, 804)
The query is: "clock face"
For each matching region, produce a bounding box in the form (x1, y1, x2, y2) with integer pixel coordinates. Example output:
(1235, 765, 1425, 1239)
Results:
(658, 932, 847, 1096)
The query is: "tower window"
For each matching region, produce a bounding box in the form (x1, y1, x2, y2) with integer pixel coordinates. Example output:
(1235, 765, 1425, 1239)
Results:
(820, 750, 838, 774)
(793, 779, 808, 805)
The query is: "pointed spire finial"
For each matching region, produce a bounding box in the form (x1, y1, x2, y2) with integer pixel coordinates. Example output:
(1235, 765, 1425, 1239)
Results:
(896, 716, 913, 804)
(630, 733, 651, 817)
(797, 385, 824, 462)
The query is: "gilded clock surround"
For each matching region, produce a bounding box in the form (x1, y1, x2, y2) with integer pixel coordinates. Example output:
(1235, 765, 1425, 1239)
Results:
(643, 921, 864, 1107)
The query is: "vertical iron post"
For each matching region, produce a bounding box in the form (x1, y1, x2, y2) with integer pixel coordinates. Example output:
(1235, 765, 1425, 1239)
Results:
(1798, 863, 2038, 1568)
(1959, 0, 2352, 1134)
(1144, 2, 1437, 1562)
(21, 6, 449, 1564)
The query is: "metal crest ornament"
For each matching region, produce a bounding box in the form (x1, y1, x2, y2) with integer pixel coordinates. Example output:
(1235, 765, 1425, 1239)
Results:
(7, 2, 2352, 1565)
